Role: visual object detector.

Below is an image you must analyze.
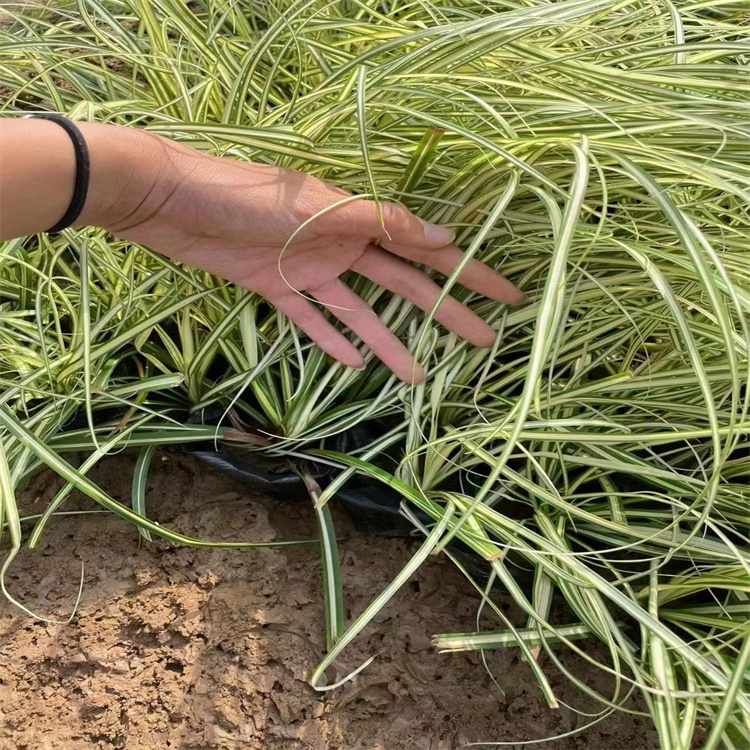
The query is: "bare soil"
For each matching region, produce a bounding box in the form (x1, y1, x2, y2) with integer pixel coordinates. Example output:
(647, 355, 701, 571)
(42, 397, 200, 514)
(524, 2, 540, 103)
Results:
(0, 453, 660, 749)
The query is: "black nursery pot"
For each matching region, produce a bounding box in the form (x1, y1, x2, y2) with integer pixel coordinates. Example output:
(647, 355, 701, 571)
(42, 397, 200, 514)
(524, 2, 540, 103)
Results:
(182, 409, 428, 537)
(182, 409, 521, 584)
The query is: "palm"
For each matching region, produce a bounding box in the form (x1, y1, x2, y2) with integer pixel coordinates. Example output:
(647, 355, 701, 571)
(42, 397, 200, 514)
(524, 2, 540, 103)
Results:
(175, 234, 370, 299)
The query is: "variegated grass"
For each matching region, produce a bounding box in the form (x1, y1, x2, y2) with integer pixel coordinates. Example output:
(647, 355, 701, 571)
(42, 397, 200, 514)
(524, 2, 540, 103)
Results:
(1, 0, 749, 746)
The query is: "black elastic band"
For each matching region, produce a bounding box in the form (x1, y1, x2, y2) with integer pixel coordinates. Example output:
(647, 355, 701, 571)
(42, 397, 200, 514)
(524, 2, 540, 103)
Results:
(26, 114, 91, 232)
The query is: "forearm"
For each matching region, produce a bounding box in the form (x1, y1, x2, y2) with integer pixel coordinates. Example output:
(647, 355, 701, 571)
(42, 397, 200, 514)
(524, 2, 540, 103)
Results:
(0, 119, 169, 240)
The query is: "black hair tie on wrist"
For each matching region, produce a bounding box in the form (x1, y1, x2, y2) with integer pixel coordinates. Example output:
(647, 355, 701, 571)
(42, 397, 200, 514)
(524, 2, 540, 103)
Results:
(26, 113, 91, 233)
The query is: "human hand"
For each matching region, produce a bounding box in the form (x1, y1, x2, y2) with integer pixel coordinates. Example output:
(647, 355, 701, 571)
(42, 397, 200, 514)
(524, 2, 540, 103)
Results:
(81, 125, 524, 382)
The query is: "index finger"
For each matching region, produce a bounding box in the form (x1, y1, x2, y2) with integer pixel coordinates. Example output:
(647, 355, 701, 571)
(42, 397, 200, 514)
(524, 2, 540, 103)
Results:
(381, 241, 525, 304)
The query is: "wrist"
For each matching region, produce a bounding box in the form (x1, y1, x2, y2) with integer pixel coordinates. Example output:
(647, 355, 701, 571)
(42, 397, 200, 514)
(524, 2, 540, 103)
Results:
(75, 122, 174, 232)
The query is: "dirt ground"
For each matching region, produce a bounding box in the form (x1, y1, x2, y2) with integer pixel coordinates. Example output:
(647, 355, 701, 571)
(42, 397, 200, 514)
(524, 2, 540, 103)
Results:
(0, 452, 660, 750)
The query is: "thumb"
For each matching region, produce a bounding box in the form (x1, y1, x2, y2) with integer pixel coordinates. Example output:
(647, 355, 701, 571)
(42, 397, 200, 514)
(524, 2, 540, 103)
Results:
(326, 198, 455, 248)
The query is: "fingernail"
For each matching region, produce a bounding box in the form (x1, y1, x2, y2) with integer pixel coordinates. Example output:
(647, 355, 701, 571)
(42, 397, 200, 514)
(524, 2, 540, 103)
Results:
(411, 364, 426, 384)
(422, 221, 455, 246)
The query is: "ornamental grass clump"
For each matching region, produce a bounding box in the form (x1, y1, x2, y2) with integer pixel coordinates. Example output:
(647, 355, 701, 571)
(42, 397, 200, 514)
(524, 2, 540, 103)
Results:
(1, 0, 749, 747)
